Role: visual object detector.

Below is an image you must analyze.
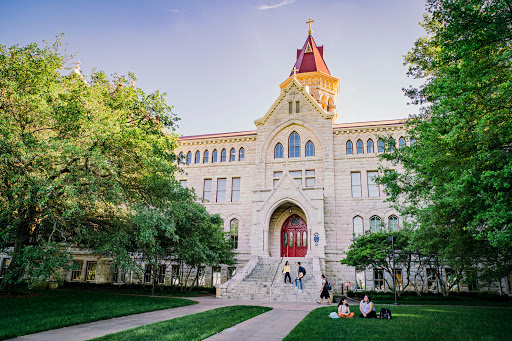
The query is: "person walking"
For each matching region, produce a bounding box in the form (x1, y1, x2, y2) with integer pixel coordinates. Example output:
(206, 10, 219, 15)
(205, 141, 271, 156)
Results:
(317, 274, 331, 304)
(294, 262, 306, 292)
(283, 261, 292, 284)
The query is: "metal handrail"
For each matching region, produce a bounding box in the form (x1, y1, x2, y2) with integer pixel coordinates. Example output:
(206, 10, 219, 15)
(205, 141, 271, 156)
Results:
(269, 256, 284, 301)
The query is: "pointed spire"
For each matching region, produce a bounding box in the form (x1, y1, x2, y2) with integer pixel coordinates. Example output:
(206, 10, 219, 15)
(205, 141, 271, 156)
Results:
(290, 33, 330, 77)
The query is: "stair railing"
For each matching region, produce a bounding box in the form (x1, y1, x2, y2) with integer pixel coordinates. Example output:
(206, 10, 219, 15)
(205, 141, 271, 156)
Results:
(269, 256, 284, 301)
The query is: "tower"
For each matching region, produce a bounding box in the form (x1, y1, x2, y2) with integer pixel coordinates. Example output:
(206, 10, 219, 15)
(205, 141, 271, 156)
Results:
(280, 19, 340, 121)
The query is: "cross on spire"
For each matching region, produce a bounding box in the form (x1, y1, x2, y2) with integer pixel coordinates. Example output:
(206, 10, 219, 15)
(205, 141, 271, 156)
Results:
(292, 66, 299, 77)
(306, 18, 314, 35)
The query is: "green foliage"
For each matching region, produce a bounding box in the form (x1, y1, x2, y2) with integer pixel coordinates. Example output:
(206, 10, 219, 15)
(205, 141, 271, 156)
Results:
(0, 289, 196, 340)
(0, 36, 233, 292)
(284, 305, 512, 341)
(93, 306, 273, 341)
(341, 230, 414, 294)
(377, 0, 512, 287)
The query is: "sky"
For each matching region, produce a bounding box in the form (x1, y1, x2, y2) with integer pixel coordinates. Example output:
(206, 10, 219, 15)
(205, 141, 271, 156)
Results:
(1, 0, 427, 136)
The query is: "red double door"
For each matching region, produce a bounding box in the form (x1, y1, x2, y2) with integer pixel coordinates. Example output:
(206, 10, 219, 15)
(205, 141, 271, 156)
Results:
(281, 214, 308, 257)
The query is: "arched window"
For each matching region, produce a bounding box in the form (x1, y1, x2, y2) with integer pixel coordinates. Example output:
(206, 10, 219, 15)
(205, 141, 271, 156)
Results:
(367, 139, 374, 154)
(195, 151, 200, 164)
(221, 149, 227, 162)
(186, 152, 192, 165)
(274, 143, 283, 159)
(239, 147, 245, 161)
(377, 139, 384, 153)
(203, 150, 209, 163)
(356, 140, 364, 154)
(212, 149, 218, 163)
(346, 140, 353, 155)
(399, 137, 405, 148)
(389, 138, 395, 152)
(353, 216, 364, 237)
(388, 215, 399, 231)
(370, 216, 382, 233)
(410, 138, 416, 146)
(305, 141, 315, 157)
(230, 148, 236, 162)
(289, 132, 300, 158)
(230, 219, 239, 249)
(178, 152, 184, 165)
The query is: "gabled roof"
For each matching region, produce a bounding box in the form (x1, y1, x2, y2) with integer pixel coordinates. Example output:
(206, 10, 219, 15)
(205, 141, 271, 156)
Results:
(290, 35, 330, 77)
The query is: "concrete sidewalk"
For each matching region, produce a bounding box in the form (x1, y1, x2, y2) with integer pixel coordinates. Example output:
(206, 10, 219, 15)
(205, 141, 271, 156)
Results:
(9, 296, 323, 341)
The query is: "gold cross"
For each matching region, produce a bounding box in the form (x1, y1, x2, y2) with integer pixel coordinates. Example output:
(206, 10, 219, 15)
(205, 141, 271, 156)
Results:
(306, 18, 314, 35)
(292, 66, 299, 77)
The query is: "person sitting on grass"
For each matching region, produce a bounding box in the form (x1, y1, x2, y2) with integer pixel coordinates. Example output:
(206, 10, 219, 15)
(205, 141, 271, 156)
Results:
(338, 297, 355, 318)
(359, 294, 377, 318)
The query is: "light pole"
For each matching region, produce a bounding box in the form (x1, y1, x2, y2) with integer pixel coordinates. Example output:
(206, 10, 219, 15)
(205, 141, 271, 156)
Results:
(387, 235, 399, 305)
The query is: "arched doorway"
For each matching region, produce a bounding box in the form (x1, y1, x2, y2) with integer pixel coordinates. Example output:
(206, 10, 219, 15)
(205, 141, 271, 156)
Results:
(281, 214, 308, 257)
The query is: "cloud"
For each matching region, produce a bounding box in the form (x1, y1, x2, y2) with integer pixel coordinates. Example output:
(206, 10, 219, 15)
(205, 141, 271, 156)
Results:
(258, 0, 296, 10)
(169, 9, 183, 13)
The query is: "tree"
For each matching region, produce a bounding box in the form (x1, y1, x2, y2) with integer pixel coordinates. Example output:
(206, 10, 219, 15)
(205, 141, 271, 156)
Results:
(0, 36, 198, 292)
(378, 0, 512, 287)
(341, 230, 414, 295)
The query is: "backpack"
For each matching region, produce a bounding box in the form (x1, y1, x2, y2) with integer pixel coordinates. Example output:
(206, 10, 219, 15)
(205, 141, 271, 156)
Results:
(380, 307, 392, 319)
(325, 280, 332, 291)
(299, 266, 306, 276)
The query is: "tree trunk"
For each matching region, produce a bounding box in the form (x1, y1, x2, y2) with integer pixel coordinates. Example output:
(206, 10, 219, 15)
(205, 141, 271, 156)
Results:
(0, 219, 31, 293)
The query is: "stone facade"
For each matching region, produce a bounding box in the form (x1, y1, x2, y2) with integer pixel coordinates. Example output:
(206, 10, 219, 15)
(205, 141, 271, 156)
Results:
(175, 31, 412, 296)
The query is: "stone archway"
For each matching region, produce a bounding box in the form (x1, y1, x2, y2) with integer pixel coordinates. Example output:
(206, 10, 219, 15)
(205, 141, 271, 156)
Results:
(267, 202, 307, 257)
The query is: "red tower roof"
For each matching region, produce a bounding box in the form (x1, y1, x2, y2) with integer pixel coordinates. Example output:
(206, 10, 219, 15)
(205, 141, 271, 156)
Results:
(290, 35, 330, 77)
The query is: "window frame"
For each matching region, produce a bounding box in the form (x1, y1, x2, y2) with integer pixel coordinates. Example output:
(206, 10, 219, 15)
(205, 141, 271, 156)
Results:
(216, 178, 227, 202)
(203, 179, 212, 201)
(195, 150, 200, 164)
(346, 140, 353, 155)
(239, 147, 245, 161)
(203, 150, 209, 163)
(288, 132, 300, 158)
(353, 216, 364, 238)
(351, 172, 362, 198)
(230, 148, 236, 162)
(367, 139, 374, 154)
(370, 216, 382, 233)
(231, 177, 240, 202)
(356, 139, 364, 154)
(230, 219, 239, 249)
(274, 143, 284, 159)
(367, 171, 380, 197)
(220, 149, 227, 162)
(212, 149, 218, 163)
(305, 141, 315, 157)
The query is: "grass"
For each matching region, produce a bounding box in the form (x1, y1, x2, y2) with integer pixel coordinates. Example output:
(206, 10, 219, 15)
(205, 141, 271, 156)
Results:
(284, 305, 512, 341)
(93, 305, 272, 341)
(0, 289, 196, 340)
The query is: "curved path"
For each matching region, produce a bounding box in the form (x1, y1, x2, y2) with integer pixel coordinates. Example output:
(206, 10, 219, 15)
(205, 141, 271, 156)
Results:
(9, 296, 322, 341)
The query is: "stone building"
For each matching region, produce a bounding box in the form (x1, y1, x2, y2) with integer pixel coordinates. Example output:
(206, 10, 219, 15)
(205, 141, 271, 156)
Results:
(175, 27, 411, 300)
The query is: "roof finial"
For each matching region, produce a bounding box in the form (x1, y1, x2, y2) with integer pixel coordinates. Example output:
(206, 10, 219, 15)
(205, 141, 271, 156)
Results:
(75, 60, 81, 70)
(306, 18, 314, 35)
(131, 80, 136, 88)
(292, 66, 299, 77)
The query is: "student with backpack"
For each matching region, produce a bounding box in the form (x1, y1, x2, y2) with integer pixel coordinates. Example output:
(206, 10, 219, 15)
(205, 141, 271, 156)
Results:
(294, 262, 306, 292)
(317, 274, 332, 304)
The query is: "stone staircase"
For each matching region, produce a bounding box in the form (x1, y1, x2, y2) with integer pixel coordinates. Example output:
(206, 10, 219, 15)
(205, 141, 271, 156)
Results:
(217, 256, 322, 302)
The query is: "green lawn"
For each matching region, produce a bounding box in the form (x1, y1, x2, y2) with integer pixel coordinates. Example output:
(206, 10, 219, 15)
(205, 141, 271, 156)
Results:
(93, 305, 272, 341)
(0, 289, 196, 340)
(284, 305, 512, 341)
(346, 293, 512, 307)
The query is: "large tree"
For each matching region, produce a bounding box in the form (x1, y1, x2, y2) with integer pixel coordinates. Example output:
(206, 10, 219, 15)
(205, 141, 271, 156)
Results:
(0, 37, 229, 292)
(378, 0, 512, 286)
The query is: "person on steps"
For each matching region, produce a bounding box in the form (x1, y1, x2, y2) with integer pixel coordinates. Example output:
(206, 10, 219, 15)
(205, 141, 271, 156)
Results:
(359, 294, 377, 318)
(338, 297, 355, 318)
(294, 262, 306, 292)
(283, 261, 291, 284)
(317, 274, 331, 304)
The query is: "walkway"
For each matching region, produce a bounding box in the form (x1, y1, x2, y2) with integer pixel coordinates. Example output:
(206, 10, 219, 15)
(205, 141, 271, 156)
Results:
(10, 296, 321, 341)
